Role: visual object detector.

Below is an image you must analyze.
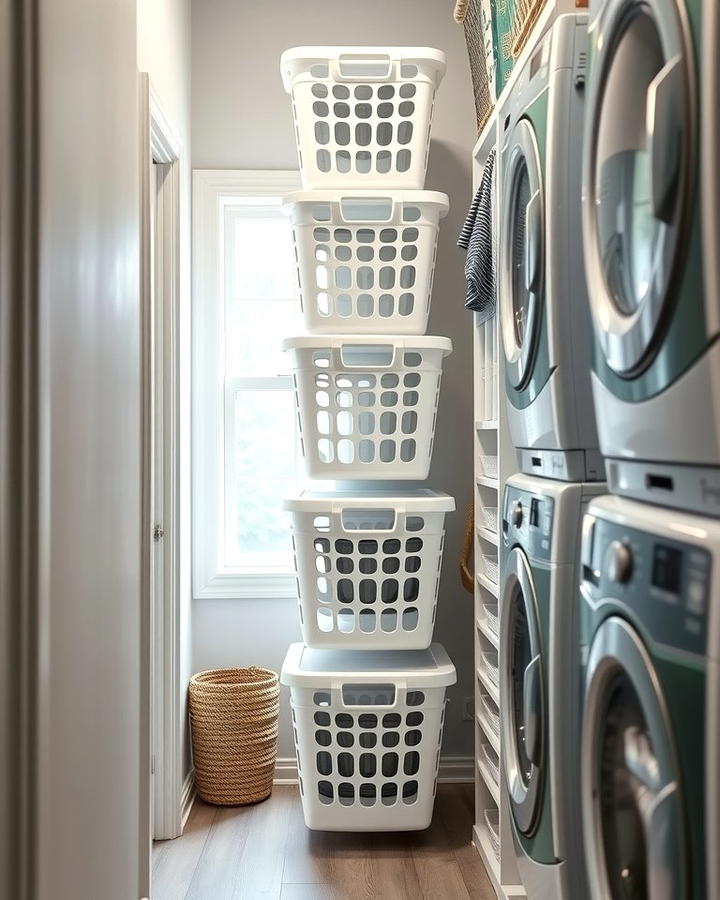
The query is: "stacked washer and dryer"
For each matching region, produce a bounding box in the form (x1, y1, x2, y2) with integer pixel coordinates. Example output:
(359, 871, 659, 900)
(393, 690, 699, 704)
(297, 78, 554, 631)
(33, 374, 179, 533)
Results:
(495, 12, 603, 899)
(578, 0, 720, 897)
(493, 1, 720, 898)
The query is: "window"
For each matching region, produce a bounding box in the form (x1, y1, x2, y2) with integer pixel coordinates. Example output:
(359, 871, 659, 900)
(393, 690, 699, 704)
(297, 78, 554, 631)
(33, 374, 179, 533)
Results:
(193, 170, 308, 599)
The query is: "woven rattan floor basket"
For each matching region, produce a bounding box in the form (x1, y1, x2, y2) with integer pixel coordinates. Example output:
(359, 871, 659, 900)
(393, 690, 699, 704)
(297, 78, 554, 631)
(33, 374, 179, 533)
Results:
(189, 667, 280, 806)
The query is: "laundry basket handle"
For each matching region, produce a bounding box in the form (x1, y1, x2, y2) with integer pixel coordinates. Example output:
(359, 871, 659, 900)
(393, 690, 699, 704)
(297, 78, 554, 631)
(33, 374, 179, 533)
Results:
(338, 342, 399, 368)
(332, 53, 395, 81)
(335, 681, 404, 706)
(335, 503, 405, 531)
(338, 196, 398, 224)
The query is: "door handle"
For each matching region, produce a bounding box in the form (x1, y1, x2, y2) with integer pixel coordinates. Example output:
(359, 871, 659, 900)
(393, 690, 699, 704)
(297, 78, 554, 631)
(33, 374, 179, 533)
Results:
(647, 55, 684, 223)
(524, 189, 542, 294)
(523, 653, 543, 765)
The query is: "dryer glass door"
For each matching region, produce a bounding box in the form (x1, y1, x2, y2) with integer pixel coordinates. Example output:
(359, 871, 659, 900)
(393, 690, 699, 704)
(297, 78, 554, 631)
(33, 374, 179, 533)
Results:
(583, 0, 693, 375)
(501, 119, 544, 390)
(501, 546, 545, 836)
(582, 616, 686, 899)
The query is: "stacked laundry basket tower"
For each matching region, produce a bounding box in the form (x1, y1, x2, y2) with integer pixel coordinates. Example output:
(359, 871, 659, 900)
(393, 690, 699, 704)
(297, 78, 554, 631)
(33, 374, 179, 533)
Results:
(279, 47, 457, 831)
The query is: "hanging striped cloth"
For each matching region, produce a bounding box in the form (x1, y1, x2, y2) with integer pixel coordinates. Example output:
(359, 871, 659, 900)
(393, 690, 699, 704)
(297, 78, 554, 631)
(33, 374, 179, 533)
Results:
(458, 147, 496, 323)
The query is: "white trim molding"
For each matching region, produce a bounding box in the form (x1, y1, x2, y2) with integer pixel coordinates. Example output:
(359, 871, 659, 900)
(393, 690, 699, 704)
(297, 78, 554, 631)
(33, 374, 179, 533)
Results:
(273, 755, 475, 785)
(151, 120, 184, 841)
(180, 769, 196, 831)
(149, 85, 181, 164)
(192, 169, 301, 601)
(140, 73, 185, 844)
(273, 757, 302, 786)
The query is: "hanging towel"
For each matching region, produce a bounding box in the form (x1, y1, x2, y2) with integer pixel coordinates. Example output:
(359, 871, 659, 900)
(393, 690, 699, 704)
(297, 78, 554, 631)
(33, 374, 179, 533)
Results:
(458, 147, 496, 323)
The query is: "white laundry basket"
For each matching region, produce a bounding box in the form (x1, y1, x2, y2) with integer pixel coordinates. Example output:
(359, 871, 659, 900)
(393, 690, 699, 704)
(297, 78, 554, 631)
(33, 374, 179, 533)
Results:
(284, 335, 452, 480)
(285, 190, 448, 334)
(281, 642, 456, 831)
(280, 46, 446, 189)
(284, 490, 455, 650)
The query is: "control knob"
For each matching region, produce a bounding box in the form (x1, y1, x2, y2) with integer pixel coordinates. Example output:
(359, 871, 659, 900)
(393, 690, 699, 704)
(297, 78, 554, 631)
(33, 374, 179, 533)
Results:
(607, 540, 633, 584)
(511, 500, 523, 528)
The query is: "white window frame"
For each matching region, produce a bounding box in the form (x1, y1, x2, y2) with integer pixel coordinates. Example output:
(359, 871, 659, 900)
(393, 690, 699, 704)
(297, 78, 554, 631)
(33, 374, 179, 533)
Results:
(192, 169, 302, 600)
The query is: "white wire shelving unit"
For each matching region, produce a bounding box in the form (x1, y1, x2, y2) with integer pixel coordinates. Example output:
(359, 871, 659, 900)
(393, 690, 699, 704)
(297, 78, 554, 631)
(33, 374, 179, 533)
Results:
(471, 106, 524, 900)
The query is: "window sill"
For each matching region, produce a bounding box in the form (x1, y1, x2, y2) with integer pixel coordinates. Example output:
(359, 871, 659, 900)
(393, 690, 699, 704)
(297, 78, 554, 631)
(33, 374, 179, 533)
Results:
(193, 571, 297, 601)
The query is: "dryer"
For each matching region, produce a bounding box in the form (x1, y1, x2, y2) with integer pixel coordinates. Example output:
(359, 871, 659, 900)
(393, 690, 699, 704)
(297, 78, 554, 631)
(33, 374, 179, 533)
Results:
(499, 14, 603, 483)
(582, 0, 720, 515)
(500, 474, 604, 899)
(579, 495, 720, 899)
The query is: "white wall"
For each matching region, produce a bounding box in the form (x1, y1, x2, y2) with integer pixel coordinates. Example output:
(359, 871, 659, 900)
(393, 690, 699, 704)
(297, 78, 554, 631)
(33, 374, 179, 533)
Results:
(34, 0, 142, 896)
(0, 3, 22, 893)
(138, 0, 191, 142)
(191, 0, 477, 760)
(137, 0, 194, 780)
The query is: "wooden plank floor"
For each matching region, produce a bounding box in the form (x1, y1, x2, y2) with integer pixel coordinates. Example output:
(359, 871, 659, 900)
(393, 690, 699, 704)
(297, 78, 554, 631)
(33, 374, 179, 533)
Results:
(152, 783, 495, 900)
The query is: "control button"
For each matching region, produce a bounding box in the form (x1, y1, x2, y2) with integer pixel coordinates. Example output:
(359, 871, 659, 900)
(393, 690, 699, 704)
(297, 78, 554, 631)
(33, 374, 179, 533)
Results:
(687, 580, 706, 616)
(530, 498, 540, 527)
(607, 540, 633, 584)
(511, 500, 523, 528)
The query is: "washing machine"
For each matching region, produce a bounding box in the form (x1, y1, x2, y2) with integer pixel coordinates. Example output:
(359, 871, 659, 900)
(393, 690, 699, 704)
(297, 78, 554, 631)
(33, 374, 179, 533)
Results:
(582, 0, 720, 515)
(500, 473, 604, 899)
(579, 495, 720, 899)
(499, 14, 603, 483)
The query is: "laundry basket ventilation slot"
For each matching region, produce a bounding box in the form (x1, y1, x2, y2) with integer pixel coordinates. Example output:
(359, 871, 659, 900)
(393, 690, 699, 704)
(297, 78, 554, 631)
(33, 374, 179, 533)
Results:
(282, 48, 446, 188)
(281, 643, 455, 831)
(285, 337, 451, 479)
(299, 687, 435, 810)
(286, 192, 447, 333)
(286, 492, 453, 649)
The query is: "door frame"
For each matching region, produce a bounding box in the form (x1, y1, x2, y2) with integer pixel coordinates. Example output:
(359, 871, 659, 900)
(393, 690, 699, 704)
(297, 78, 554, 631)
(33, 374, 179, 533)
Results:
(139, 74, 184, 850)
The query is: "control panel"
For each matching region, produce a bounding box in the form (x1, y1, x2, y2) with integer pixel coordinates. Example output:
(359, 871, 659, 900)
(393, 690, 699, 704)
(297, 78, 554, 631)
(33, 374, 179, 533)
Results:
(581, 514, 711, 656)
(503, 483, 555, 563)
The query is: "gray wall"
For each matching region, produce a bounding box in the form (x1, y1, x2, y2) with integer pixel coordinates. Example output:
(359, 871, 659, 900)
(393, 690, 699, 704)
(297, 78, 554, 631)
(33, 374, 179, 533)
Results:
(191, 0, 477, 759)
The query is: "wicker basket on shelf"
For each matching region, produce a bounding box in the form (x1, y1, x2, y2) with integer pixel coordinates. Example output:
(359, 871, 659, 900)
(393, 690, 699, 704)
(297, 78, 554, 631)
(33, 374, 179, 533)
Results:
(456, 0, 557, 110)
(510, 0, 550, 58)
(454, 0, 494, 133)
(189, 667, 279, 806)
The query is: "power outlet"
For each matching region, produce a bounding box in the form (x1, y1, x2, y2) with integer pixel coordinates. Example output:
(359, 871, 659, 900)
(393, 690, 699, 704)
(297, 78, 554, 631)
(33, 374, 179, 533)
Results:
(462, 696, 474, 722)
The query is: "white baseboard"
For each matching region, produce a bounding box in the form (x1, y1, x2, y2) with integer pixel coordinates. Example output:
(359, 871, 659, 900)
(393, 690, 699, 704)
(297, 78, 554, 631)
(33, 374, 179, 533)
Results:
(274, 757, 301, 784)
(180, 769, 196, 831)
(274, 755, 474, 785)
(437, 755, 475, 782)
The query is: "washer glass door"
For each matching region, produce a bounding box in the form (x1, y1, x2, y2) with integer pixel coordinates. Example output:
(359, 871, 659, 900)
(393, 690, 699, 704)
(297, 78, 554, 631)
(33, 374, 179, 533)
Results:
(583, 0, 693, 375)
(501, 119, 544, 390)
(501, 546, 545, 836)
(582, 616, 686, 899)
